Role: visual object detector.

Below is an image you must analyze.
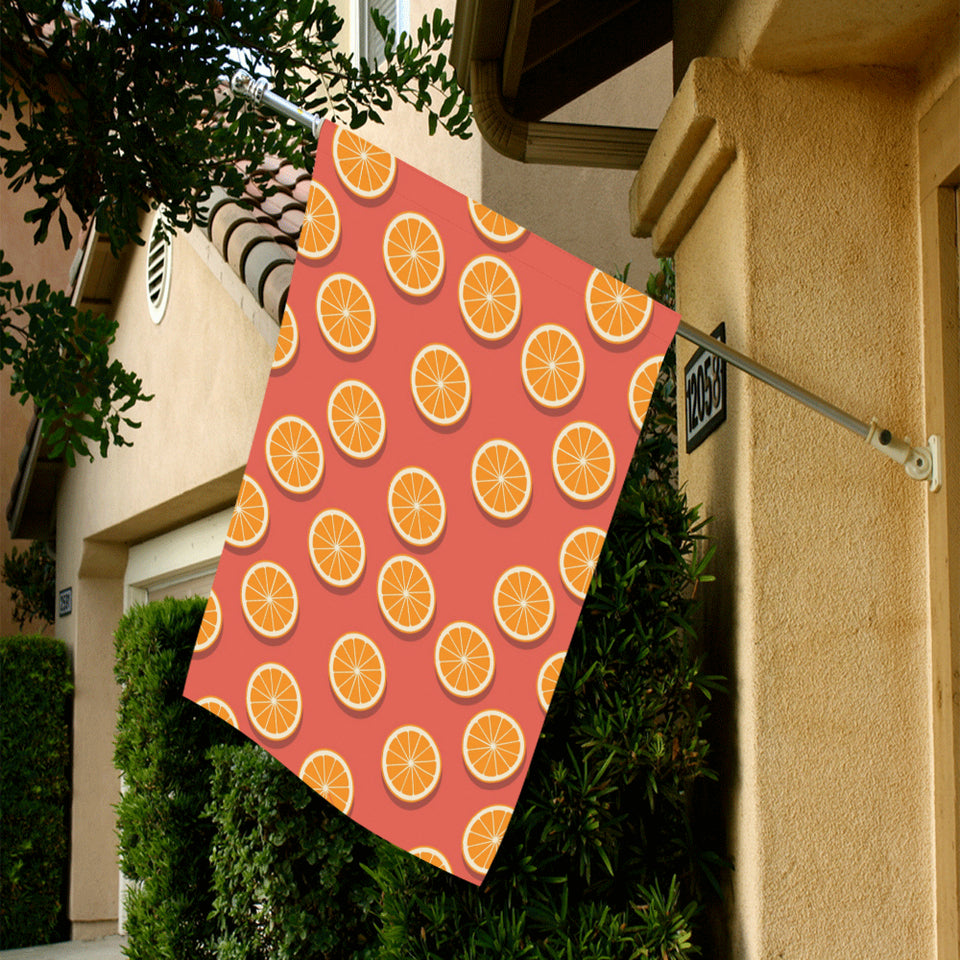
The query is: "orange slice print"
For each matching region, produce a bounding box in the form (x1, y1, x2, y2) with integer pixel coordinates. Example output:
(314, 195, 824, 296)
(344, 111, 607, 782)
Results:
(493, 565, 555, 643)
(467, 198, 526, 245)
(410, 344, 471, 426)
(196, 695, 238, 728)
(332, 126, 396, 199)
(308, 508, 365, 588)
(265, 415, 324, 495)
(628, 355, 664, 431)
(458, 255, 521, 341)
(471, 439, 532, 520)
(585, 268, 653, 344)
(245, 662, 302, 741)
(194, 591, 222, 653)
(537, 652, 566, 712)
(559, 526, 606, 599)
(521, 324, 585, 409)
(241, 561, 299, 639)
(387, 466, 446, 547)
(316, 273, 376, 355)
(462, 805, 513, 875)
(300, 749, 354, 815)
(434, 622, 495, 699)
(328, 632, 386, 712)
(377, 555, 436, 634)
(552, 421, 616, 502)
(410, 846, 451, 871)
(381, 725, 441, 803)
(383, 212, 445, 297)
(327, 380, 386, 460)
(298, 180, 340, 259)
(462, 709, 525, 784)
(272, 305, 299, 371)
(225, 474, 269, 549)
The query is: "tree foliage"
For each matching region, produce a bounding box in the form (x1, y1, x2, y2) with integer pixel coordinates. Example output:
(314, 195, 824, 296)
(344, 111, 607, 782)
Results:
(0, 538, 55, 628)
(0, 0, 470, 459)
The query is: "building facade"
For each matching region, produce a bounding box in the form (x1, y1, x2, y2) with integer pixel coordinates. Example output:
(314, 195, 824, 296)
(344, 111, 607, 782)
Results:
(4, 0, 671, 939)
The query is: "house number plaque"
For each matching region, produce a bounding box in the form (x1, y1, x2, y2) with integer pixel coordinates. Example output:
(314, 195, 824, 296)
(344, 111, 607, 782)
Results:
(684, 323, 727, 453)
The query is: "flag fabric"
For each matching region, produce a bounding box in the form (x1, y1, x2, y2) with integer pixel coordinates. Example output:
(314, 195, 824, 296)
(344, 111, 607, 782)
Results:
(182, 122, 680, 884)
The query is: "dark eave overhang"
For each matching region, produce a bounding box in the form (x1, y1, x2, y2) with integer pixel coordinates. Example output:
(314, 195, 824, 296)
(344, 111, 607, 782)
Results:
(451, 0, 671, 168)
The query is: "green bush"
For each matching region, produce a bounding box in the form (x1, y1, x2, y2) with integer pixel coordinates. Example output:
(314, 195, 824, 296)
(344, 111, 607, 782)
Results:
(0, 635, 72, 949)
(206, 742, 380, 960)
(114, 597, 244, 960)
(366, 262, 721, 959)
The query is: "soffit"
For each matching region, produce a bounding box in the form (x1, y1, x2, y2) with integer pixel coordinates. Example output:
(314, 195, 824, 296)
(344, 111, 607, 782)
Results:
(452, 0, 672, 121)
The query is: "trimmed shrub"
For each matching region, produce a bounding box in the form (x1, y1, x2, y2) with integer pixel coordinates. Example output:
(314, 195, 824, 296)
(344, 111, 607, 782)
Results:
(114, 597, 244, 960)
(0, 635, 72, 949)
(206, 741, 380, 960)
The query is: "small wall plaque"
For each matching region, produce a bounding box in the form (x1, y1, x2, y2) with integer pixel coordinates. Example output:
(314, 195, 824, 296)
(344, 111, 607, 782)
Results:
(58, 587, 72, 618)
(684, 323, 727, 453)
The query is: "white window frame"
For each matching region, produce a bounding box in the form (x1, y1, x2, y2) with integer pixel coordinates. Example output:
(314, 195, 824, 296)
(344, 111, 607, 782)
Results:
(352, 0, 409, 66)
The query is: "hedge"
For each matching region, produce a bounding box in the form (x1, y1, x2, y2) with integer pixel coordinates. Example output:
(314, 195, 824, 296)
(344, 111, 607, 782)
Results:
(114, 597, 244, 960)
(0, 634, 72, 949)
(206, 742, 379, 960)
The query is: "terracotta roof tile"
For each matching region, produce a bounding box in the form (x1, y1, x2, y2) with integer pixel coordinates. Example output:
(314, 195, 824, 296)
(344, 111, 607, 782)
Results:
(277, 208, 305, 237)
(262, 261, 295, 320)
(202, 155, 316, 323)
(291, 179, 312, 205)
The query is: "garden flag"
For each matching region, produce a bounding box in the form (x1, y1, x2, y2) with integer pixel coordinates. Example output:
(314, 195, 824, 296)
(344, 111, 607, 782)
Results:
(182, 122, 680, 884)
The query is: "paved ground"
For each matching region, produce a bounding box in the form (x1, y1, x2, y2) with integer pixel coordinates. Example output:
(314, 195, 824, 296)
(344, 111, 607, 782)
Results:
(0, 936, 126, 959)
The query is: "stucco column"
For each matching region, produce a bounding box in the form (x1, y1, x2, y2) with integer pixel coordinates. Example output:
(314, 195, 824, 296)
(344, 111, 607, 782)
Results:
(60, 541, 126, 940)
(632, 58, 935, 958)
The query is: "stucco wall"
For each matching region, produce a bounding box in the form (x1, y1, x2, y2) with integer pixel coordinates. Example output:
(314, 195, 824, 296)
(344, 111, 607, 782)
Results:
(642, 51, 954, 959)
(0, 107, 82, 636)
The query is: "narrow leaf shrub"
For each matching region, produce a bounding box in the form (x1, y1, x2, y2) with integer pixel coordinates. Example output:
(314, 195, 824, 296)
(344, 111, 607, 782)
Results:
(367, 263, 720, 959)
(0, 635, 71, 949)
(114, 597, 244, 960)
(206, 742, 380, 960)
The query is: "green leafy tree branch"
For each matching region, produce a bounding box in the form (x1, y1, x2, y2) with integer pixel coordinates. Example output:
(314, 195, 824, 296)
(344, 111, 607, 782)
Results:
(1, 0, 471, 460)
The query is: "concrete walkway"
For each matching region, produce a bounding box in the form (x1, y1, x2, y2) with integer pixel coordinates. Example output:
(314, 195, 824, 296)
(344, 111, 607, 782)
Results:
(0, 936, 126, 959)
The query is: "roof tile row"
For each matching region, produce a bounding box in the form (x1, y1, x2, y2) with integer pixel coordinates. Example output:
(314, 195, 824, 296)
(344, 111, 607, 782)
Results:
(200, 159, 311, 323)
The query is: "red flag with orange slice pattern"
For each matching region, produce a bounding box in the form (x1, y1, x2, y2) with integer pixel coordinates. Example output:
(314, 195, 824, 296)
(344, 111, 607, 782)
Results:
(182, 122, 680, 884)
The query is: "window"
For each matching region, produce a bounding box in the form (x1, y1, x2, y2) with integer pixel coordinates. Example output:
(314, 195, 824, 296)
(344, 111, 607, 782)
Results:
(145, 207, 173, 324)
(354, 0, 408, 65)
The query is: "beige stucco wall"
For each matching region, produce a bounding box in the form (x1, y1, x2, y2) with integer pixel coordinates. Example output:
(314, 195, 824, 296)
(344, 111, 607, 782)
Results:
(0, 106, 82, 636)
(356, 0, 671, 285)
(633, 25, 958, 960)
(55, 222, 274, 935)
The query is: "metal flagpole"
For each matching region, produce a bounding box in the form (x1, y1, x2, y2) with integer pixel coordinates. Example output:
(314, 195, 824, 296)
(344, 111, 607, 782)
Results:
(676, 321, 941, 490)
(227, 73, 942, 492)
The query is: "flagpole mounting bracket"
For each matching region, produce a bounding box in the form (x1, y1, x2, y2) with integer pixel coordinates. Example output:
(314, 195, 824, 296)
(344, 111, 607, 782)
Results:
(866, 423, 942, 492)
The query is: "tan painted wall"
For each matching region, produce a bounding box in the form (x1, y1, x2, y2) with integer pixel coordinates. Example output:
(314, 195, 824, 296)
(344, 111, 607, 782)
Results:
(55, 221, 273, 935)
(0, 105, 82, 636)
(634, 37, 958, 960)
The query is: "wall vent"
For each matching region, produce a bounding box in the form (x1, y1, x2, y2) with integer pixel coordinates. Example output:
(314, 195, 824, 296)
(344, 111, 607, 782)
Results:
(146, 209, 173, 324)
